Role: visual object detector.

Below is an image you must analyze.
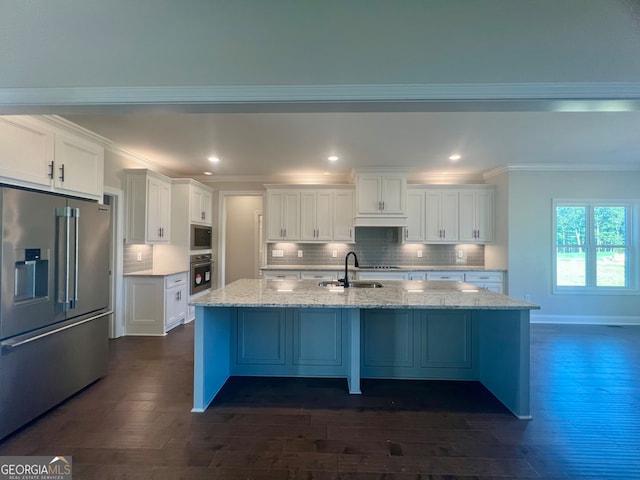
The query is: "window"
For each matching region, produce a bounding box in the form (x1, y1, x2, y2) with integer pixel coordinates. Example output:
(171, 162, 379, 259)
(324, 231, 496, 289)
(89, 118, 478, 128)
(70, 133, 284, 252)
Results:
(554, 201, 636, 293)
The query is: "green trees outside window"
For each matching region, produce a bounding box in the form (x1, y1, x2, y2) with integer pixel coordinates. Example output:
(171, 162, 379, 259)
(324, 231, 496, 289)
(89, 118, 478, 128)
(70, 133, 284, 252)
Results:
(555, 203, 629, 290)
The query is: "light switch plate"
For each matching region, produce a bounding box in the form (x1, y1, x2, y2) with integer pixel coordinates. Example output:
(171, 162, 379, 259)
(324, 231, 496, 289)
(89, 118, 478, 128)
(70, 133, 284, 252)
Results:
(332, 250, 338, 258)
(417, 250, 422, 258)
(297, 250, 303, 258)
(272, 249, 284, 257)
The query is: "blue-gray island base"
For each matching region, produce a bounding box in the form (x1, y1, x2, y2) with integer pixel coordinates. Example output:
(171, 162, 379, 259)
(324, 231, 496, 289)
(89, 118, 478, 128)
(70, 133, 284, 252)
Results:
(191, 279, 539, 419)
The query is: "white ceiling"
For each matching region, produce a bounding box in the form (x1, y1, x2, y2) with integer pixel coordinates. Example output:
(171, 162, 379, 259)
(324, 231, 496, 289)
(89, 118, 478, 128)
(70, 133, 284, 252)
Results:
(64, 109, 640, 183)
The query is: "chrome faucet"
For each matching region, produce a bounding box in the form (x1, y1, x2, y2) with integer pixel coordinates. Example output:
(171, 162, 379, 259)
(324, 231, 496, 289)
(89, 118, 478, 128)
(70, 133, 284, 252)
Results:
(343, 251, 359, 288)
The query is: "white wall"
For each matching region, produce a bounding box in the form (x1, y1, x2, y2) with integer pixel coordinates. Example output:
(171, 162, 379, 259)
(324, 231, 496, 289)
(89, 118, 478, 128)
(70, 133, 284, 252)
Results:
(1, 0, 639, 99)
(506, 169, 640, 323)
(224, 196, 263, 285)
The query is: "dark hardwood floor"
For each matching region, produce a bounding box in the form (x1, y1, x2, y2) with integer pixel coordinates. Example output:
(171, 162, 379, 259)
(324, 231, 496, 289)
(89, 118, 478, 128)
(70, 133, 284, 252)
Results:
(1, 322, 639, 479)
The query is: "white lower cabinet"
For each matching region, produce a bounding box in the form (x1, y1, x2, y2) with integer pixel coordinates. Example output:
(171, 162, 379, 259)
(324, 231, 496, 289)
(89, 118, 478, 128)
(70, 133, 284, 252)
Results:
(357, 271, 409, 281)
(125, 272, 188, 335)
(300, 271, 340, 281)
(262, 271, 300, 280)
(464, 271, 504, 293)
(426, 272, 465, 282)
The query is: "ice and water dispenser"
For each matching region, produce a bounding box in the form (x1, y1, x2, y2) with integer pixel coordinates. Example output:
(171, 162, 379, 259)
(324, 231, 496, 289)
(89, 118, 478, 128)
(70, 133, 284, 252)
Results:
(14, 248, 48, 303)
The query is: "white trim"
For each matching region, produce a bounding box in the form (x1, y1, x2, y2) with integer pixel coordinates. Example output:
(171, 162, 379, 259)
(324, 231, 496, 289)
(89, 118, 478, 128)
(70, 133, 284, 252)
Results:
(1, 82, 640, 107)
(484, 163, 640, 180)
(104, 186, 126, 338)
(531, 314, 640, 326)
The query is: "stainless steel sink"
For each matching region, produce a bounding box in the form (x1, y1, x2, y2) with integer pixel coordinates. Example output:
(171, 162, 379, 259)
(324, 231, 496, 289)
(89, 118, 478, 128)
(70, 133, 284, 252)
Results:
(318, 281, 383, 288)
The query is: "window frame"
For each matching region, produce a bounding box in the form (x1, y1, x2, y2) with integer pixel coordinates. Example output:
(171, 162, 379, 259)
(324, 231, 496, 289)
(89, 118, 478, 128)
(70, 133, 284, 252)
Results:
(552, 199, 638, 295)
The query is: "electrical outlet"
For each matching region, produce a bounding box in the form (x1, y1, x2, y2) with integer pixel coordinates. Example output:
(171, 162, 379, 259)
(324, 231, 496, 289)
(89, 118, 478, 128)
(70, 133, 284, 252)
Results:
(417, 250, 423, 258)
(297, 250, 303, 258)
(136, 252, 142, 262)
(272, 249, 284, 257)
(332, 250, 338, 258)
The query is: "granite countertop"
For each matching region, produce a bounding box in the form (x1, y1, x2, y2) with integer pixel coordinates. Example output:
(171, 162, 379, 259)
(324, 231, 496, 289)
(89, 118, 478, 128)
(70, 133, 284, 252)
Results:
(124, 268, 188, 277)
(191, 279, 537, 310)
(260, 265, 503, 272)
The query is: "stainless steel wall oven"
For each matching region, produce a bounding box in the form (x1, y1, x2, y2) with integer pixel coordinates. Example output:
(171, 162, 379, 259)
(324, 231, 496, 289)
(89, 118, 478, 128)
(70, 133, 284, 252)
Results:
(190, 253, 213, 294)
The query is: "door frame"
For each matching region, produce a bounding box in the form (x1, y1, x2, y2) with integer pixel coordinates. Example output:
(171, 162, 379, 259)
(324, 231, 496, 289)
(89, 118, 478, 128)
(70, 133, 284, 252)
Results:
(217, 190, 264, 287)
(104, 186, 125, 338)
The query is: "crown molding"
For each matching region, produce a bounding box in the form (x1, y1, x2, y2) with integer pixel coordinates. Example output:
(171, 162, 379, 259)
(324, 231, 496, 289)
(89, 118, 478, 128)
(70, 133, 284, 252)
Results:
(483, 163, 640, 179)
(1, 82, 640, 112)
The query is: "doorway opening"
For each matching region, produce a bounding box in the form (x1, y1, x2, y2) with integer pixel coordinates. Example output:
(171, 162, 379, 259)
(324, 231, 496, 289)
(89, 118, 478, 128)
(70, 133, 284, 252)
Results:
(220, 193, 264, 286)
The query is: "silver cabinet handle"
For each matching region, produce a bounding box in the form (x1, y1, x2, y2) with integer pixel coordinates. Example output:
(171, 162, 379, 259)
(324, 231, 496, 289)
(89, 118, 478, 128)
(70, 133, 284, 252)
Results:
(59, 163, 65, 182)
(382, 201, 385, 210)
(48, 161, 55, 179)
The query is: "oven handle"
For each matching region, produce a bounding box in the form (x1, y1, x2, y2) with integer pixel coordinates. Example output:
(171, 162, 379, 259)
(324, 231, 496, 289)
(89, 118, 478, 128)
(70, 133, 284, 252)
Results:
(191, 261, 213, 269)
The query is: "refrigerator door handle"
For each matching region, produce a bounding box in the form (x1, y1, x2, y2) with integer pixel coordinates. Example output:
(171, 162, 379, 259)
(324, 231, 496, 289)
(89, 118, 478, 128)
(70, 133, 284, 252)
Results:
(1, 311, 113, 352)
(72, 207, 80, 309)
(56, 206, 71, 311)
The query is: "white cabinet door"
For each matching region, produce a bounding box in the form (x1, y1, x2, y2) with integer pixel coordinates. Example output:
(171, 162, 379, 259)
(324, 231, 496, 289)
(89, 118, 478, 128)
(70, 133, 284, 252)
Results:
(165, 281, 187, 331)
(381, 175, 405, 214)
(425, 189, 458, 243)
(404, 190, 425, 242)
(333, 189, 354, 242)
(0, 116, 54, 188)
(146, 176, 171, 243)
(356, 173, 406, 215)
(190, 186, 213, 224)
(356, 175, 383, 214)
(459, 188, 494, 243)
(125, 170, 172, 244)
(266, 190, 300, 241)
(53, 133, 104, 200)
(300, 190, 332, 241)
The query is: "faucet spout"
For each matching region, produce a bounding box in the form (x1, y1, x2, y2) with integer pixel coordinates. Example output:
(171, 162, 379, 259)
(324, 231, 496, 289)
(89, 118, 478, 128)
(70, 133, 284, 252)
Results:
(343, 251, 359, 288)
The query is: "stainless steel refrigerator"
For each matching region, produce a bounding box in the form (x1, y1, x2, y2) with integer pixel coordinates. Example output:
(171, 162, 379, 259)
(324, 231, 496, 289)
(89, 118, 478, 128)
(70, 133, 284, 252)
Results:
(0, 186, 111, 439)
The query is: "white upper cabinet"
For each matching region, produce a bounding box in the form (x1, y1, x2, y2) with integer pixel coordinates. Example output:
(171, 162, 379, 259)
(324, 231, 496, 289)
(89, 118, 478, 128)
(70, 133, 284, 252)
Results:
(425, 188, 459, 243)
(125, 169, 172, 244)
(300, 190, 333, 242)
(355, 172, 406, 215)
(53, 132, 104, 199)
(0, 116, 104, 201)
(404, 189, 425, 243)
(189, 184, 213, 225)
(0, 116, 54, 188)
(458, 187, 494, 243)
(266, 189, 300, 241)
(266, 186, 355, 243)
(333, 188, 355, 242)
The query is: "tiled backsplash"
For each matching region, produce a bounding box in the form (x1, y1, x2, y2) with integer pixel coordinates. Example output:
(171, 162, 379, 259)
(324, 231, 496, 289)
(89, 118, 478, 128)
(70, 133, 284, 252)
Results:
(266, 227, 484, 267)
(123, 243, 154, 273)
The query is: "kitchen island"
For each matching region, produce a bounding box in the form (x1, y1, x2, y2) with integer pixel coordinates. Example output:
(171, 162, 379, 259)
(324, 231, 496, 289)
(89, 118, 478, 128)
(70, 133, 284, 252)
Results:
(191, 279, 539, 419)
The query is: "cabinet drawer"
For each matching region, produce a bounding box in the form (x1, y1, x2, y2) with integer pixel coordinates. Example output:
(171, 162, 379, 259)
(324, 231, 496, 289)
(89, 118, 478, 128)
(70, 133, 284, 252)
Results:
(426, 272, 465, 281)
(262, 271, 300, 280)
(300, 271, 339, 280)
(165, 273, 187, 288)
(464, 272, 503, 283)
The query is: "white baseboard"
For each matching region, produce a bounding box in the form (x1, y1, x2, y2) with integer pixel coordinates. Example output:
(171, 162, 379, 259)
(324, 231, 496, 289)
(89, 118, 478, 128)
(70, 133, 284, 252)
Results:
(530, 313, 640, 325)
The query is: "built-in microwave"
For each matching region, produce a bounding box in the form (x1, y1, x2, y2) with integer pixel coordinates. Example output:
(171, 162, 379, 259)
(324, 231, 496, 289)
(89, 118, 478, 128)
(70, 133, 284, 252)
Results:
(190, 224, 212, 250)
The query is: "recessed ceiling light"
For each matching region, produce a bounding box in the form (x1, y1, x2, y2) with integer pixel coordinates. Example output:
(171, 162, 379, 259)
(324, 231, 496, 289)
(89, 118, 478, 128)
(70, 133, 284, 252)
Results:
(208, 156, 220, 163)
(449, 154, 461, 161)
(203, 171, 213, 176)
(328, 156, 339, 162)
